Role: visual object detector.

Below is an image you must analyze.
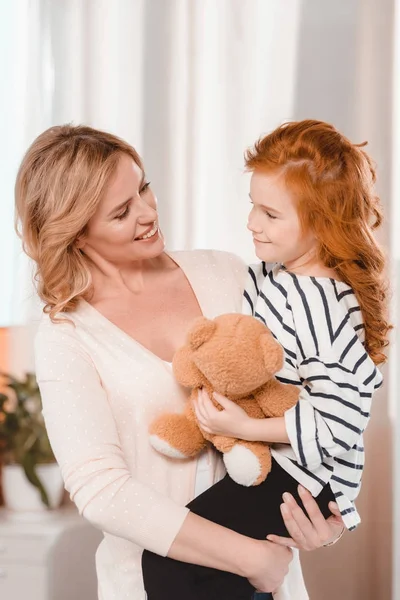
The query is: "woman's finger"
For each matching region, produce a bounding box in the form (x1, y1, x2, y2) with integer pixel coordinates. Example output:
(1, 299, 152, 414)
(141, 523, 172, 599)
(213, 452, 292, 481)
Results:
(266, 534, 300, 549)
(328, 501, 342, 517)
(297, 485, 332, 541)
(281, 494, 321, 549)
(279, 503, 310, 548)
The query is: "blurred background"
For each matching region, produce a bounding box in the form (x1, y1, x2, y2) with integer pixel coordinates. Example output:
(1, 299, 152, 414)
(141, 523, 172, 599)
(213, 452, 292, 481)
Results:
(0, 1, 399, 599)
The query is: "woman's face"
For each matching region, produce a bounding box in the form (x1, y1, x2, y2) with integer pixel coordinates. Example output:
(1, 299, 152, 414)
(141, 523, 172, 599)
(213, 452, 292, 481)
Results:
(79, 153, 165, 265)
(247, 170, 316, 265)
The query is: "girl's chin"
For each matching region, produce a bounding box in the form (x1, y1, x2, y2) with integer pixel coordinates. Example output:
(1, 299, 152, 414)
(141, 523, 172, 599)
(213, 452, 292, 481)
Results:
(255, 248, 276, 262)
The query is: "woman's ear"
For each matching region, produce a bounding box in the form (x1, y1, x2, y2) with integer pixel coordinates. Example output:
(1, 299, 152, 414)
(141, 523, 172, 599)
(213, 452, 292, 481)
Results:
(75, 235, 86, 250)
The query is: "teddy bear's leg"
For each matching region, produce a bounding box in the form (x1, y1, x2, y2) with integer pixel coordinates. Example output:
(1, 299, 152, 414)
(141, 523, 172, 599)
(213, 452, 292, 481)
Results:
(149, 412, 207, 459)
(223, 441, 272, 487)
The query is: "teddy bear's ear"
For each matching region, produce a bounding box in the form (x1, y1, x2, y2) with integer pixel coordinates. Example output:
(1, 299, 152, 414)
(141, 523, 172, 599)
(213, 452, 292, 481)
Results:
(189, 317, 217, 351)
(172, 346, 205, 388)
(259, 332, 284, 374)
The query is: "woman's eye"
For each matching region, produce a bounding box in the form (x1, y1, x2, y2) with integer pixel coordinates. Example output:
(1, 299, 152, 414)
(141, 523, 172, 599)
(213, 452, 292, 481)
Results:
(266, 211, 277, 219)
(140, 181, 151, 194)
(116, 205, 130, 220)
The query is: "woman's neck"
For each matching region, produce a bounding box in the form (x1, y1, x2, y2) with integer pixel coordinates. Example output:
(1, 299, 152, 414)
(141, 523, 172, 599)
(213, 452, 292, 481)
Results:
(86, 251, 176, 301)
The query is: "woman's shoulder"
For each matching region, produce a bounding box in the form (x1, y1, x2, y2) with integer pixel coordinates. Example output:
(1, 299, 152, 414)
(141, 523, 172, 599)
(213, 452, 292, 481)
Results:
(35, 307, 83, 349)
(169, 248, 246, 270)
(169, 249, 247, 286)
(169, 249, 247, 314)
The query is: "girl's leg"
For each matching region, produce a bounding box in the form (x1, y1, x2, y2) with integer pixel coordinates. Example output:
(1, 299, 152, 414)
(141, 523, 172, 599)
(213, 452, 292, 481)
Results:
(142, 460, 335, 599)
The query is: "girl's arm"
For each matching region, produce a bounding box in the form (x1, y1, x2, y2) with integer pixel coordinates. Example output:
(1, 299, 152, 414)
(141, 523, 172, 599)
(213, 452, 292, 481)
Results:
(194, 388, 290, 443)
(195, 342, 382, 471)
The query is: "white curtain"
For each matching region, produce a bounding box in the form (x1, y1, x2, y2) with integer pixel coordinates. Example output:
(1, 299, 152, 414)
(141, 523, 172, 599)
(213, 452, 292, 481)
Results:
(1, 0, 302, 330)
(47, 0, 302, 261)
(1, 0, 302, 367)
(0, 0, 51, 327)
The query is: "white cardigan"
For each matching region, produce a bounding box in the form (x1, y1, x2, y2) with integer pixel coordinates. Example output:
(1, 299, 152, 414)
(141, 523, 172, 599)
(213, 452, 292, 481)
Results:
(35, 249, 307, 600)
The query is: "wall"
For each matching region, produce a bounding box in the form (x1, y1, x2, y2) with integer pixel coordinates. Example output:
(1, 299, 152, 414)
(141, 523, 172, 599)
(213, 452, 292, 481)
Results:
(293, 1, 395, 598)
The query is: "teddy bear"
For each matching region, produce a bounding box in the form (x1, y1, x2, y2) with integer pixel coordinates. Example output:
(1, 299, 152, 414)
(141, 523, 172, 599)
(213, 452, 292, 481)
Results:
(149, 313, 299, 486)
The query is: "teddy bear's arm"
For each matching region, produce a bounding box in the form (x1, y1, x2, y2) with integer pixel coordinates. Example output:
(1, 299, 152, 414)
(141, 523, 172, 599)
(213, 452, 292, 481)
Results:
(255, 379, 299, 418)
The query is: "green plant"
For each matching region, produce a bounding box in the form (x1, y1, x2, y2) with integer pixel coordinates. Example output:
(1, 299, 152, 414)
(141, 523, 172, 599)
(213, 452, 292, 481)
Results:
(0, 372, 55, 506)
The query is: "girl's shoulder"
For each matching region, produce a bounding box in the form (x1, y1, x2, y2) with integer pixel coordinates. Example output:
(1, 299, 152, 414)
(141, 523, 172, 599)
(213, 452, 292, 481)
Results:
(274, 268, 362, 328)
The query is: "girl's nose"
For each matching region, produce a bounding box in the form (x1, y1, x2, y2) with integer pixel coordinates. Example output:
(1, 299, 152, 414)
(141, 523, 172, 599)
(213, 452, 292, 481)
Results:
(247, 211, 261, 233)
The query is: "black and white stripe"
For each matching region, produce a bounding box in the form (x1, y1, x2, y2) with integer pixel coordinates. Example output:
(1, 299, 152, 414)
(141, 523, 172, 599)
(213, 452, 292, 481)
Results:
(243, 262, 383, 531)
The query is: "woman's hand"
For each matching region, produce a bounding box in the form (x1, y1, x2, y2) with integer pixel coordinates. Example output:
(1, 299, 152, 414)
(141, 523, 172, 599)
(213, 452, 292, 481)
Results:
(193, 388, 251, 438)
(267, 484, 345, 550)
(246, 540, 293, 594)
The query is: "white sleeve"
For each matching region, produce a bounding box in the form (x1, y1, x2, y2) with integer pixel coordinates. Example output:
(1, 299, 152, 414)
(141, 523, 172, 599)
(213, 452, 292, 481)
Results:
(284, 351, 382, 471)
(35, 327, 189, 556)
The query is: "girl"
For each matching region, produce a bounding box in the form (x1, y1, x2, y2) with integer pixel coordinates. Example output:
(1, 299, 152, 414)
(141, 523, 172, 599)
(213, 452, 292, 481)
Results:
(142, 120, 390, 600)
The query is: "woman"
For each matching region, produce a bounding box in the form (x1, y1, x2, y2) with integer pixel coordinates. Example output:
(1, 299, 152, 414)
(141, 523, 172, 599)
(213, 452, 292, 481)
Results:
(15, 124, 344, 599)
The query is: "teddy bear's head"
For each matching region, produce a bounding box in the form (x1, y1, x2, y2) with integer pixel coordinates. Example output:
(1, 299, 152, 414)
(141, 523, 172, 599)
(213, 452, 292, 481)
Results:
(173, 314, 283, 397)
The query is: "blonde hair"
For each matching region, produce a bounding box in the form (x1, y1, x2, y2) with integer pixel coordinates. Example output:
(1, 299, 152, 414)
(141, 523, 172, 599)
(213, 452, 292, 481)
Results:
(15, 124, 143, 321)
(245, 119, 391, 364)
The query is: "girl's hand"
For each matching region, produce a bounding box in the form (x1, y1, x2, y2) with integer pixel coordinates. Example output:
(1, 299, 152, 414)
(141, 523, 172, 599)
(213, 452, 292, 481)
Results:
(267, 485, 345, 550)
(193, 388, 251, 438)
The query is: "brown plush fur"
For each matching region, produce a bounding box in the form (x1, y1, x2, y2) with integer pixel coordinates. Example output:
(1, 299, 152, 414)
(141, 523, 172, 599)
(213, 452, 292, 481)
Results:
(149, 314, 299, 485)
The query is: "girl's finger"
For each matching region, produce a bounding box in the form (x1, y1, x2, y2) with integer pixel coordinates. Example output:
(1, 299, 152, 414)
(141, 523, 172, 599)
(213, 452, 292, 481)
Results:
(202, 390, 219, 414)
(195, 393, 209, 422)
(199, 389, 214, 416)
(199, 424, 212, 434)
(212, 392, 232, 408)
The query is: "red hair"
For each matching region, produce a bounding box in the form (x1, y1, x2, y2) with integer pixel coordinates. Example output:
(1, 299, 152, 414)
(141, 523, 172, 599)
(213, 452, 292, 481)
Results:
(245, 119, 391, 364)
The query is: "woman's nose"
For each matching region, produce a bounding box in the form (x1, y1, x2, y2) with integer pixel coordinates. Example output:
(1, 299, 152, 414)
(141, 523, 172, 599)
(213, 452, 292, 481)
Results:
(137, 199, 158, 223)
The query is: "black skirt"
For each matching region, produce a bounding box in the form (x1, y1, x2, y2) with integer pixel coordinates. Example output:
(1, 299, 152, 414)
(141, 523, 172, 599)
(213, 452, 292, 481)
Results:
(142, 459, 335, 600)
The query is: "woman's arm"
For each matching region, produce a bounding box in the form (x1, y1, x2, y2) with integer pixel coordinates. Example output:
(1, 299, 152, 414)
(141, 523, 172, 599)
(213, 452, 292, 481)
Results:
(35, 327, 189, 555)
(35, 326, 291, 592)
(168, 511, 292, 593)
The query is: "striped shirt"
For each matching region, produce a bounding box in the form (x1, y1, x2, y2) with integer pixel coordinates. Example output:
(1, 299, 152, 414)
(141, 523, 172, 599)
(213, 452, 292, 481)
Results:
(243, 262, 383, 530)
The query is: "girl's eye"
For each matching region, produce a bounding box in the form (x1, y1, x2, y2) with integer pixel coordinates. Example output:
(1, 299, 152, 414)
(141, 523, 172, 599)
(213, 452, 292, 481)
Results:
(265, 211, 277, 219)
(140, 181, 151, 194)
(116, 205, 130, 220)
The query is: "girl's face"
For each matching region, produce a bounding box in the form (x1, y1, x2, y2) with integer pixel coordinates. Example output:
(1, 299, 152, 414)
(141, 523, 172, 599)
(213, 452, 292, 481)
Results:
(79, 153, 165, 265)
(247, 170, 316, 267)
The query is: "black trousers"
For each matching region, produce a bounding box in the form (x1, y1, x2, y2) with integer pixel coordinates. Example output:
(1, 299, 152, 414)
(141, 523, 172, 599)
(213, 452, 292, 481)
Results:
(142, 460, 335, 600)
